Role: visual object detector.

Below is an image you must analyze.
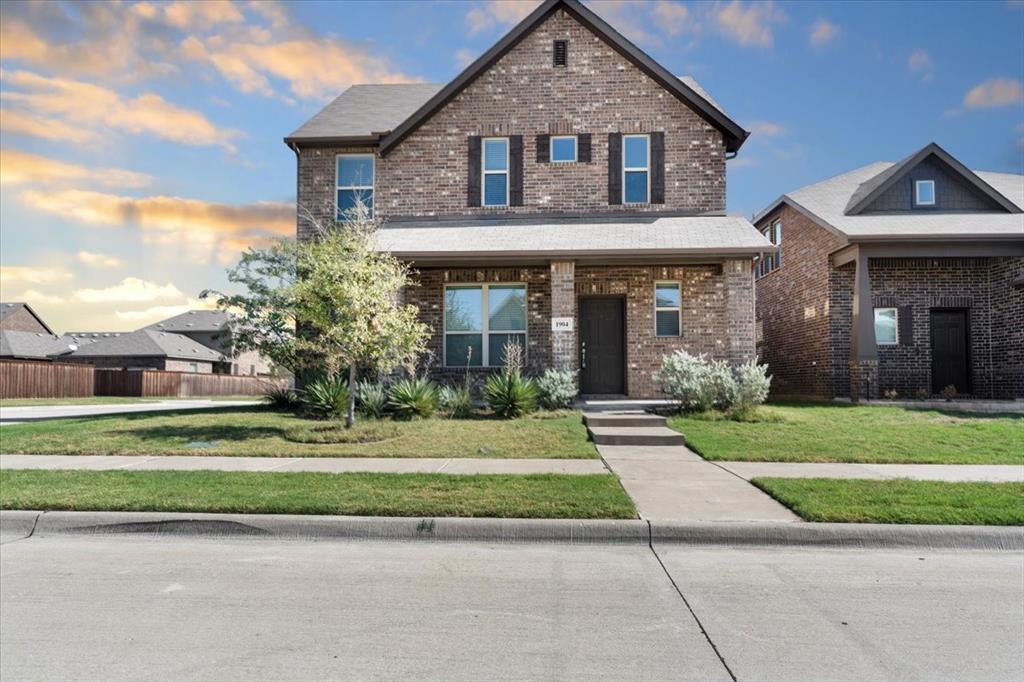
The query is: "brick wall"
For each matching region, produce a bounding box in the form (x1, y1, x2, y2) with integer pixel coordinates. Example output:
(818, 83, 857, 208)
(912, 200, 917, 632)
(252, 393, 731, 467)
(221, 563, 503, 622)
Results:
(0, 307, 49, 333)
(755, 204, 846, 397)
(829, 263, 854, 397)
(988, 256, 1024, 398)
(296, 7, 726, 237)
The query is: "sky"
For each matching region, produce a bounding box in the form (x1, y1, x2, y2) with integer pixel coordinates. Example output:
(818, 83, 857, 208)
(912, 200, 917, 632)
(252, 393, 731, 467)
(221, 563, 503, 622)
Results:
(1, 0, 1022, 333)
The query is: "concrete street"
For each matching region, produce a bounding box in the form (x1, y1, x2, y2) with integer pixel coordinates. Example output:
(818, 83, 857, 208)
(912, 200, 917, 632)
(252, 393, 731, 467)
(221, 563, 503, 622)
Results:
(2, 533, 1021, 681)
(0, 399, 261, 424)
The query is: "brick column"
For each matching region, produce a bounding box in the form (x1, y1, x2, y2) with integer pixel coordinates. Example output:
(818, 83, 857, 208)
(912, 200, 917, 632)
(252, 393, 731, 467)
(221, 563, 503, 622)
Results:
(849, 250, 879, 401)
(550, 260, 577, 372)
(724, 259, 756, 365)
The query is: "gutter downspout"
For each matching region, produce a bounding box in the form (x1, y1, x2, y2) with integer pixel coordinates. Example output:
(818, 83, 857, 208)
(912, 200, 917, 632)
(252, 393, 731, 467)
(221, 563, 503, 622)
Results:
(289, 142, 300, 238)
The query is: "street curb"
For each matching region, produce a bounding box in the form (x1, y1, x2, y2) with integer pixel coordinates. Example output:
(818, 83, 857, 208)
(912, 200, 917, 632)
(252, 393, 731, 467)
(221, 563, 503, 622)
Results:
(2, 511, 1021, 549)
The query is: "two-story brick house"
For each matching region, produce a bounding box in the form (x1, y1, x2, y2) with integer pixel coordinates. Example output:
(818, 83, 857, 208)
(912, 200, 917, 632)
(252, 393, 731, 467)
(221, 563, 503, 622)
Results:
(754, 142, 1024, 401)
(286, 0, 772, 397)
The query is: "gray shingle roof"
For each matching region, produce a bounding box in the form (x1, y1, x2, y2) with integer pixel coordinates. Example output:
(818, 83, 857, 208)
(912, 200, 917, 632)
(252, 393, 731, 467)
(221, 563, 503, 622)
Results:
(377, 215, 773, 260)
(286, 83, 444, 142)
(0, 302, 54, 333)
(0, 331, 77, 359)
(145, 309, 231, 333)
(67, 330, 223, 362)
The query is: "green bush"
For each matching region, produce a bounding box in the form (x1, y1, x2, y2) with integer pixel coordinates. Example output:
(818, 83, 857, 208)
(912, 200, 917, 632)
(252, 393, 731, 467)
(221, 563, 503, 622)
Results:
(387, 377, 439, 419)
(484, 372, 539, 418)
(302, 375, 349, 420)
(265, 385, 300, 411)
(536, 368, 577, 410)
(356, 380, 388, 418)
(438, 384, 474, 418)
(729, 360, 772, 419)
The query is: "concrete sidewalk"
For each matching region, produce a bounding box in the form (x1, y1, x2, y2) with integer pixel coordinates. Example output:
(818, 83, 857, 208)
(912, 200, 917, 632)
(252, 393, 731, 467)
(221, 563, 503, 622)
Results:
(0, 399, 261, 424)
(716, 461, 1024, 483)
(0, 453, 608, 475)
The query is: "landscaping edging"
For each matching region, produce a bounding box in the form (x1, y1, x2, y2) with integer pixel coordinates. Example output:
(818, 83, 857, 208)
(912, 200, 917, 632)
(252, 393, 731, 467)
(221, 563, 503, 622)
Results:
(3, 510, 1021, 550)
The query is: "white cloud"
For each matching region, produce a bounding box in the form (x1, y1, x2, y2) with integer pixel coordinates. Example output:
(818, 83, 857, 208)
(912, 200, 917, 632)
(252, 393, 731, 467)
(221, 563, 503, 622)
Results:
(114, 297, 215, 323)
(0, 108, 103, 145)
(0, 149, 153, 188)
(907, 49, 933, 82)
(0, 266, 72, 285)
(455, 49, 477, 69)
(964, 78, 1023, 108)
(808, 19, 839, 47)
(714, 1, 785, 48)
(749, 121, 785, 137)
(16, 289, 64, 305)
(76, 251, 123, 269)
(652, 1, 694, 36)
(72, 277, 184, 304)
(465, 1, 539, 35)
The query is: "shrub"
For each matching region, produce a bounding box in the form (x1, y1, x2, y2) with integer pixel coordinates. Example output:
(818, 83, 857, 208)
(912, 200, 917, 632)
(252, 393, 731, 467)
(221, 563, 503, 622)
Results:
(536, 368, 577, 410)
(654, 350, 717, 412)
(729, 360, 772, 419)
(703, 358, 737, 411)
(484, 372, 539, 418)
(302, 375, 349, 420)
(356, 380, 388, 418)
(438, 384, 474, 418)
(387, 377, 439, 419)
(265, 385, 300, 411)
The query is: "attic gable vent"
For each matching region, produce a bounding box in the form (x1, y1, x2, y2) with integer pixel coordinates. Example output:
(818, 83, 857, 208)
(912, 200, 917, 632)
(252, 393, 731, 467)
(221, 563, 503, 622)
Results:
(553, 40, 567, 67)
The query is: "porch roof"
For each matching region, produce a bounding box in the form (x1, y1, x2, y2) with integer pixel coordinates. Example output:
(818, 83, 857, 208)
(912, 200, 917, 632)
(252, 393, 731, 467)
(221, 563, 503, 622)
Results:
(376, 215, 773, 263)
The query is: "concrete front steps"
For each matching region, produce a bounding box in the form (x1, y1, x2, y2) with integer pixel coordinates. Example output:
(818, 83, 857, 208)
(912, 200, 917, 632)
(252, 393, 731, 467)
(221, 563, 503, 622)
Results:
(583, 412, 686, 446)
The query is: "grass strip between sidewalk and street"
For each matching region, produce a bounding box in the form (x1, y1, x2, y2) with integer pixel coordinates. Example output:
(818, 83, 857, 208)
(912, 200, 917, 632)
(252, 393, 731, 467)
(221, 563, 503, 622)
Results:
(669, 402, 1023, 464)
(752, 477, 1024, 525)
(0, 469, 636, 519)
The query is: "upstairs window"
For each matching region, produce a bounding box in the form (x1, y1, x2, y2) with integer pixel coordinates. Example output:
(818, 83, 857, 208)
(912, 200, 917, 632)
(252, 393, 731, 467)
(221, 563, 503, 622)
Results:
(337, 154, 374, 218)
(757, 220, 782, 277)
(874, 307, 898, 345)
(550, 135, 577, 163)
(915, 180, 935, 207)
(623, 134, 650, 204)
(444, 284, 526, 367)
(655, 282, 681, 337)
(553, 40, 568, 67)
(482, 138, 509, 207)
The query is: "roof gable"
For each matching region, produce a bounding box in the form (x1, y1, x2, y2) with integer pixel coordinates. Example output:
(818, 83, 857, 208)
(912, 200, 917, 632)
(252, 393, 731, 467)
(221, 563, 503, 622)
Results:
(0, 302, 54, 334)
(378, 0, 748, 155)
(844, 142, 1021, 216)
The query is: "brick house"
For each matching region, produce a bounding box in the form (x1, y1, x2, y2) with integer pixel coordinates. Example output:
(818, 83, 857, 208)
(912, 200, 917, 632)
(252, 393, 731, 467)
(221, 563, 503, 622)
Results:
(62, 329, 222, 373)
(754, 142, 1024, 401)
(285, 0, 772, 397)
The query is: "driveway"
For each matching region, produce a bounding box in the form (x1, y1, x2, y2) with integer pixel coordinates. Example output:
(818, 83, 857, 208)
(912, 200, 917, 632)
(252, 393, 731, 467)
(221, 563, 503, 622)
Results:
(0, 399, 261, 424)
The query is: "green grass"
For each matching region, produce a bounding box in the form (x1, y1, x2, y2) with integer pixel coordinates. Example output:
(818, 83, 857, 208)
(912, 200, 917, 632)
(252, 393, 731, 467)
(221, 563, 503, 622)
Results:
(0, 469, 635, 519)
(752, 477, 1024, 525)
(0, 406, 598, 459)
(0, 396, 260, 407)
(668, 402, 1023, 464)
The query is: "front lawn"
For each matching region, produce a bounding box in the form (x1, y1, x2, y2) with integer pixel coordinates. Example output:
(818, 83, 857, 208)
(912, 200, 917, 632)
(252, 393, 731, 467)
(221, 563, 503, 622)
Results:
(0, 406, 598, 459)
(0, 469, 635, 519)
(0, 396, 261, 407)
(752, 478, 1024, 525)
(668, 403, 1023, 464)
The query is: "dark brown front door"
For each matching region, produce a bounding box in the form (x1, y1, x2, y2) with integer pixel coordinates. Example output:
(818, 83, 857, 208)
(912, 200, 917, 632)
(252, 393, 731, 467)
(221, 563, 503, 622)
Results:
(579, 297, 625, 395)
(930, 309, 970, 394)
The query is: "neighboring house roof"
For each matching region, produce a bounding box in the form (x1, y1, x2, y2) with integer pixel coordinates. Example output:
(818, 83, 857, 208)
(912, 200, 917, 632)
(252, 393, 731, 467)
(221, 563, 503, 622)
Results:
(145, 309, 232, 333)
(377, 215, 773, 262)
(0, 302, 54, 334)
(66, 330, 223, 362)
(755, 143, 1024, 242)
(286, 0, 748, 153)
(0, 331, 77, 360)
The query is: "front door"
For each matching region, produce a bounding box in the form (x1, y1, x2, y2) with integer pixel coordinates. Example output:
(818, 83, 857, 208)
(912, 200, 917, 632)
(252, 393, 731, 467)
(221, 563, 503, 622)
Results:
(930, 309, 970, 394)
(579, 297, 625, 395)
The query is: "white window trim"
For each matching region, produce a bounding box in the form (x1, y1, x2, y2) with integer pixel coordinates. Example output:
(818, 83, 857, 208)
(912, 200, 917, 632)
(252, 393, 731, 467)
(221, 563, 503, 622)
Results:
(336, 153, 375, 218)
(550, 135, 577, 163)
(622, 133, 650, 205)
(482, 137, 510, 208)
(915, 180, 936, 207)
(443, 283, 528, 367)
(654, 281, 682, 337)
(756, 221, 782, 278)
(873, 307, 899, 345)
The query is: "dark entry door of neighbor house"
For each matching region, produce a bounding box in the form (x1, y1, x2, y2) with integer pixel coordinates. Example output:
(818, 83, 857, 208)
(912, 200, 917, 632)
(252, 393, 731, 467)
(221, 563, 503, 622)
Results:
(579, 297, 625, 395)
(930, 309, 970, 394)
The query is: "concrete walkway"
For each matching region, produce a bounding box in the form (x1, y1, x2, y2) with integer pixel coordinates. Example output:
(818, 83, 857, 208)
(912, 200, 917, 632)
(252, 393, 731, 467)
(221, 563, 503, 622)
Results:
(0, 399, 261, 424)
(0, 454, 608, 475)
(715, 461, 1024, 483)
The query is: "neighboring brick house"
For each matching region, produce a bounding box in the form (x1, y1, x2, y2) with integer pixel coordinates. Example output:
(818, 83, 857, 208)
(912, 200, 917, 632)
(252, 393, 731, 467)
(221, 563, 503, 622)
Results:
(146, 310, 275, 376)
(754, 142, 1024, 401)
(285, 0, 772, 397)
(0, 302, 78, 361)
(62, 330, 222, 373)
(0, 302, 53, 334)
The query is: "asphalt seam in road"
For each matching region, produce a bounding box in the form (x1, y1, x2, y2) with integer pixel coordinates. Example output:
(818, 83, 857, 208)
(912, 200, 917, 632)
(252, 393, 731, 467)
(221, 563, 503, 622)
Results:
(648, 522, 738, 682)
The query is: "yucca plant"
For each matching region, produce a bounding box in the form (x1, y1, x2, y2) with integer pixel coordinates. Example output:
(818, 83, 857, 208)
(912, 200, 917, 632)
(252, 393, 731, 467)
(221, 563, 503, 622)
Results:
(356, 380, 388, 418)
(484, 372, 538, 418)
(302, 374, 349, 420)
(387, 377, 439, 419)
(438, 384, 473, 418)
(265, 385, 301, 411)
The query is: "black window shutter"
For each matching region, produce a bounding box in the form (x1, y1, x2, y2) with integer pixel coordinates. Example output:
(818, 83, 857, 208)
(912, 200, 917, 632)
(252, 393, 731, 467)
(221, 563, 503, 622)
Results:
(607, 133, 622, 205)
(898, 306, 914, 346)
(467, 136, 481, 207)
(536, 134, 550, 163)
(578, 133, 591, 163)
(650, 131, 665, 204)
(509, 135, 524, 206)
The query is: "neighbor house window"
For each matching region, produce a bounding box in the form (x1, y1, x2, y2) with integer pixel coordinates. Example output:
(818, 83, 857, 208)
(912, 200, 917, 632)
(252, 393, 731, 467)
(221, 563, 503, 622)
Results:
(623, 134, 650, 204)
(915, 180, 935, 206)
(444, 284, 526, 366)
(337, 154, 375, 218)
(655, 282, 681, 337)
(757, 220, 782, 277)
(551, 135, 577, 163)
(187, 362, 199, 372)
(482, 138, 509, 207)
(874, 307, 898, 345)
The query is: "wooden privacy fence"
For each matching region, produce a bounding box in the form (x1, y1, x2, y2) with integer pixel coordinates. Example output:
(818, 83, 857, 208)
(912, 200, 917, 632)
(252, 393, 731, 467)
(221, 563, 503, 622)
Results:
(95, 369, 287, 397)
(0, 360, 95, 399)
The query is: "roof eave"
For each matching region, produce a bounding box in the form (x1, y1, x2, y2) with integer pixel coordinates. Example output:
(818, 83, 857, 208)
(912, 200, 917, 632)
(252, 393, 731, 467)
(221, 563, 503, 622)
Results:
(283, 133, 383, 148)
